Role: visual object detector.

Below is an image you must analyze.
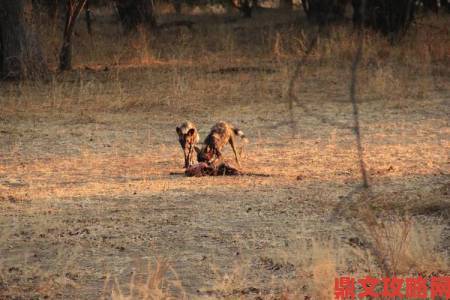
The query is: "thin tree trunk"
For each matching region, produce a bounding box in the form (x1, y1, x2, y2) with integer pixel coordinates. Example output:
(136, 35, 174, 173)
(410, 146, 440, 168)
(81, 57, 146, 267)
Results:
(230, 0, 253, 18)
(0, 0, 48, 80)
(173, 0, 182, 14)
(59, 0, 87, 71)
(85, 0, 93, 36)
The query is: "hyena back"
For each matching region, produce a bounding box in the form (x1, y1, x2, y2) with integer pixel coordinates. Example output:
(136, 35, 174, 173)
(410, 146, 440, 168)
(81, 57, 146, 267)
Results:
(196, 121, 247, 168)
(176, 121, 200, 168)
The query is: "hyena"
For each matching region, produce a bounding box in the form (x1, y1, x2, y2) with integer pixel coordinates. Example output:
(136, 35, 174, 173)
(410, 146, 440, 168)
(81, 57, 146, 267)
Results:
(195, 121, 247, 168)
(176, 121, 200, 168)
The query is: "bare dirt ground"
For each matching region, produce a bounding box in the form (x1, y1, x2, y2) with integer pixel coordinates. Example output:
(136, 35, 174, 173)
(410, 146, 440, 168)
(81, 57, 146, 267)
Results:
(0, 7, 449, 300)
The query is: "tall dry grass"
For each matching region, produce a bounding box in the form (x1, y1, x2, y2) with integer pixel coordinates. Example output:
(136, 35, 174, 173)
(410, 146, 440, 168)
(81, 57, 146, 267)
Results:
(106, 259, 187, 300)
(360, 216, 448, 277)
(102, 220, 448, 299)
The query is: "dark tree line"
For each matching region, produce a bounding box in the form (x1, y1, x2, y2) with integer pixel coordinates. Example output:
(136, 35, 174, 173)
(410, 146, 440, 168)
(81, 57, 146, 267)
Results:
(302, 0, 350, 24)
(422, 0, 450, 13)
(302, 0, 448, 36)
(1, 0, 448, 80)
(352, 0, 416, 36)
(31, 0, 155, 33)
(1, 0, 156, 78)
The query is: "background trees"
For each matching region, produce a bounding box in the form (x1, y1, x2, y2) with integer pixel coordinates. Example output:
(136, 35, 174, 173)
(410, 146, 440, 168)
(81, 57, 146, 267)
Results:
(302, 0, 350, 24)
(350, 0, 416, 38)
(115, 0, 156, 32)
(0, 0, 447, 81)
(0, 0, 48, 80)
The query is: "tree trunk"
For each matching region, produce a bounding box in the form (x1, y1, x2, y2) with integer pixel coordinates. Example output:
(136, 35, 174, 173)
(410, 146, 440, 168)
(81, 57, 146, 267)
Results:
(173, 0, 182, 14)
(59, 0, 87, 71)
(115, 0, 156, 33)
(230, 0, 254, 18)
(334, 0, 349, 18)
(443, 0, 450, 13)
(85, 0, 93, 36)
(422, 0, 439, 13)
(351, 0, 363, 25)
(241, 0, 253, 18)
(0, 0, 48, 80)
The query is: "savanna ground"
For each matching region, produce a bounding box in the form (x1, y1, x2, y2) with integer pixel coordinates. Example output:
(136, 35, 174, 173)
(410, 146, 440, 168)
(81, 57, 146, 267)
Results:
(0, 4, 449, 299)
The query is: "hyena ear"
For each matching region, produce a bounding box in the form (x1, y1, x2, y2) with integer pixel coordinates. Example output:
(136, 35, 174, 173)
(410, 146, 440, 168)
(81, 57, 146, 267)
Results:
(187, 128, 196, 136)
(194, 146, 201, 153)
(176, 126, 182, 135)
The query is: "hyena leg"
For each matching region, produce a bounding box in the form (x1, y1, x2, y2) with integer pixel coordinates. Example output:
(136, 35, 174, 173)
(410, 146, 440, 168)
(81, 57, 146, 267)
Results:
(188, 144, 195, 166)
(229, 136, 241, 168)
(209, 148, 222, 166)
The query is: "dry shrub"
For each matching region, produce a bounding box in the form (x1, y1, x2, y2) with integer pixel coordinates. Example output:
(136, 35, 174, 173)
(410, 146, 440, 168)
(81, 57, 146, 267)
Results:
(310, 240, 336, 300)
(0, 237, 83, 299)
(260, 238, 340, 300)
(360, 215, 448, 276)
(281, 218, 448, 299)
(313, 25, 356, 65)
(364, 65, 402, 101)
(207, 261, 251, 297)
(155, 2, 177, 15)
(405, 223, 448, 275)
(129, 26, 156, 65)
(107, 259, 186, 300)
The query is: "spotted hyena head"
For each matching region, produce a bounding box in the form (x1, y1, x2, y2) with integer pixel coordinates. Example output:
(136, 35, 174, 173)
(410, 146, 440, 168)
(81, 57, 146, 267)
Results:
(176, 127, 196, 151)
(176, 122, 199, 168)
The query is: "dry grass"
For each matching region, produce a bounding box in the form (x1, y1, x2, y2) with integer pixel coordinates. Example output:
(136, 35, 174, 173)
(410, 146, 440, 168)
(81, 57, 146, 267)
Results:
(107, 259, 186, 300)
(355, 211, 449, 276)
(0, 5, 449, 300)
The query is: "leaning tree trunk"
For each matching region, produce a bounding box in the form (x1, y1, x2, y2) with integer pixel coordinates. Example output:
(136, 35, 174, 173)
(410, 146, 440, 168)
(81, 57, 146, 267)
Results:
(59, 0, 87, 71)
(0, 0, 48, 80)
